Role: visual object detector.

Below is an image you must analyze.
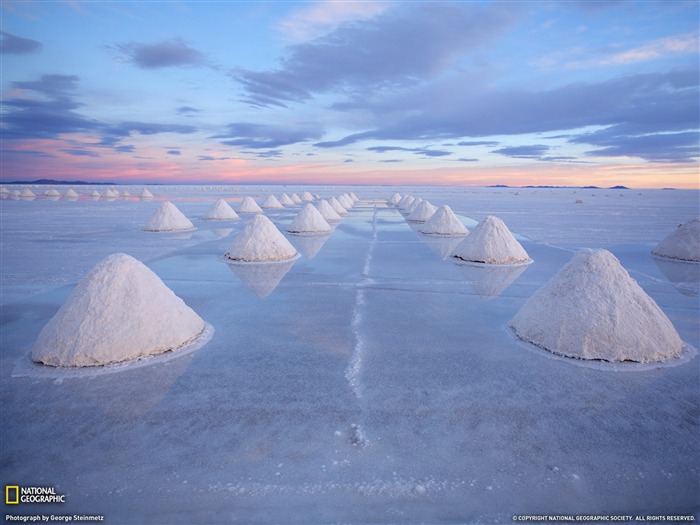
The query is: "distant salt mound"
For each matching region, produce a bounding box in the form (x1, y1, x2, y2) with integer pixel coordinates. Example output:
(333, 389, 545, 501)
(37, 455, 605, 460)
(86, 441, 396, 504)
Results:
(420, 205, 469, 235)
(279, 193, 294, 206)
(121, 191, 131, 197)
(141, 188, 154, 199)
(237, 196, 263, 214)
(510, 249, 683, 363)
(301, 191, 315, 202)
(65, 189, 79, 198)
(31, 253, 206, 368)
(261, 195, 284, 209)
(389, 193, 402, 206)
(224, 214, 298, 263)
(104, 188, 119, 198)
(316, 199, 342, 222)
(288, 203, 332, 234)
(652, 218, 700, 262)
(21, 188, 35, 198)
(290, 193, 302, 204)
(206, 199, 240, 220)
(451, 216, 530, 265)
(91, 190, 101, 198)
(405, 197, 423, 214)
(408, 200, 437, 222)
(143, 201, 195, 232)
(398, 195, 415, 210)
(338, 194, 354, 209)
(0, 186, 8, 195)
(45, 189, 61, 197)
(349, 192, 359, 202)
(329, 197, 348, 215)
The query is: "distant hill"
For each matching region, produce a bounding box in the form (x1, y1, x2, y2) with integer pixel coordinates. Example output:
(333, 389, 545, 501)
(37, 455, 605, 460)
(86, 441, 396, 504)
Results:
(5, 179, 115, 185)
(488, 184, 630, 189)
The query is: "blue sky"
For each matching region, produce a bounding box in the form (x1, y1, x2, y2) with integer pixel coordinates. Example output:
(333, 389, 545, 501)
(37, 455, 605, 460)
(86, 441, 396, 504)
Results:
(1, 0, 698, 187)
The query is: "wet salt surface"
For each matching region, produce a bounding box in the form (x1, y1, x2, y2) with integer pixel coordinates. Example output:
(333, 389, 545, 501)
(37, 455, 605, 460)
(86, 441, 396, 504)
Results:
(1, 185, 698, 523)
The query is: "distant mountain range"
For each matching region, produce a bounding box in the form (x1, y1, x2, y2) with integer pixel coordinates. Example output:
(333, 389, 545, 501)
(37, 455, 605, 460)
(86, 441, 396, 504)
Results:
(4, 179, 116, 185)
(488, 184, 630, 189)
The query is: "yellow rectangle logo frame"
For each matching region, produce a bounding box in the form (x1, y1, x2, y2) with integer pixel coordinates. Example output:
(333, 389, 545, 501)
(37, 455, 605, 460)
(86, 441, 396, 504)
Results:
(5, 485, 19, 504)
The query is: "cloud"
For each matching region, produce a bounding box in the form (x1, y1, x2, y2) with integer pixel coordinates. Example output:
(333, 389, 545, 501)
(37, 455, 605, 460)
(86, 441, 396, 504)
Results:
(572, 128, 699, 163)
(61, 148, 100, 157)
(458, 140, 500, 147)
(112, 37, 206, 69)
(213, 122, 323, 148)
(166, 149, 181, 155)
(235, 2, 520, 106)
(115, 145, 135, 153)
(493, 145, 550, 159)
(177, 106, 201, 115)
(367, 145, 452, 158)
(0, 31, 42, 54)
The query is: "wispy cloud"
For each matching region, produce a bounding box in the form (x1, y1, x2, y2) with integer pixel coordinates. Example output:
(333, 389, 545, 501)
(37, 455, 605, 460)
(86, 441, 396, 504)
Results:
(213, 122, 323, 149)
(0, 31, 41, 54)
(111, 37, 206, 69)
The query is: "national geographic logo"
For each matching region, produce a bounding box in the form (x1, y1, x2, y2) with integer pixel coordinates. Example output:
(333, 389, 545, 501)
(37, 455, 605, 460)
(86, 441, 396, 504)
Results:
(5, 486, 66, 504)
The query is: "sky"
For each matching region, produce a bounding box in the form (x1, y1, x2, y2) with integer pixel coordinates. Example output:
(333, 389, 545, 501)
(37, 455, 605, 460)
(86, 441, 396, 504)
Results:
(1, 0, 698, 188)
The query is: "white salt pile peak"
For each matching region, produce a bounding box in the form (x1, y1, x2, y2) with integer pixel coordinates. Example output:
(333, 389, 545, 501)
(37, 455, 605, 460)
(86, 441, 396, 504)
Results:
(143, 201, 195, 232)
(141, 188, 154, 198)
(45, 189, 61, 197)
(290, 193, 302, 204)
(338, 194, 354, 209)
(398, 195, 415, 209)
(389, 193, 402, 205)
(206, 199, 240, 220)
(349, 192, 359, 202)
(316, 200, 342, 222)
(91, 190, 101, 197)
(261, 195, 284, 209)
(31, 253, 206, 368)
(329, 197, 348, 215)
(652, 218, 700, 262)
(65, 189, 79, 198)
(279, 193, 294, 206)
(408, 200, 437, 222)
(21, 188, 36, 197)
(224, 214, 298, 263)
(301, 191, 315, 202)
(451, 215, 530, 265)
(405, 197, 423, 214)
(287, 203, 332, 234)
(510, 248, 683, 363)
(420, 205, 469, 235)
(237, 196, 263, 214)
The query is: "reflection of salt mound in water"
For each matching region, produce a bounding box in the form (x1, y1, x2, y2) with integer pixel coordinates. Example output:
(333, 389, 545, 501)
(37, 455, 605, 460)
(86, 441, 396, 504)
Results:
(65, 189, 79, 199)
(510, 249, 683, 363)
(227, 258, 296, 298)
(141, 188, 154, 199)
(291, 233, 330, 259)
(212, 228, 233, 239)
(237, 196, 263, 213)
(388, 193, 401, 206)
(316, 200, 342, 222)
(301, 191, 314, 202)
(451, 216, 530, 265)
(653, 257, 700, 296)
(279, 193, 294, 206)
(143, 201, 195, 231)
(408, 200, 437, 222)
(652, 218, 700, 262)
(287, 203, 332, 234)
(457, 263, 528, 300)
(420, 205, 469, 235)
(419, 233, 465, 260)
(224, 214, 298, 262)
(31, 253, 206, 367)
(261, 194, 284, 209)
(206, 199, 239, 220)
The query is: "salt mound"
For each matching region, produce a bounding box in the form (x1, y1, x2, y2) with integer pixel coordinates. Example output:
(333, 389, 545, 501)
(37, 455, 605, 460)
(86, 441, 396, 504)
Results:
(451, 216, 530, 265)
(408, 200, 437, 222)
(329, 197, 348, 215)
(389, 193, 402, 205)
(65, 189, 79, 198)
(0, 186, 8, 194)
(261, 195, 284, 209)
(301, 191, 314, 202)
(31, 253, 206, 367)
(349, 192, 359, 202)
(141, 188, 154, 198)
(405, 197, 422, 214)
(288, 203, 331, 234)
(420, 205, 469, 235)
(290, 193, 302, 204)
(206, 199, 240, 220)
(398, 195, 415, 210)
(652, 218, 700, 262)
(237, 196, 263, 213)
(338, 194, 354, 209)
(143, 201, 195, 231)
(509, 249, 683, 363)
(21, 188, 35, 197)
(316, 200, 342, 222)
(279, 193, 294, 206)
(45, 189, 61, 197)
(91, 190, 101, 197)
(224, 214, 298, 262)
(122, 191, 131, 197)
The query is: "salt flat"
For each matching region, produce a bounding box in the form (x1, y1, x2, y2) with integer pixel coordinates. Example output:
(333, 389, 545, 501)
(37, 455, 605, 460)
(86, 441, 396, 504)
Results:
(1, 185, 698, 524)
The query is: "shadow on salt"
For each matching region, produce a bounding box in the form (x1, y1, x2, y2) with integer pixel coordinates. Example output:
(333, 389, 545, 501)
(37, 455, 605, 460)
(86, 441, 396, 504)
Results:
(11, 324, 214, 380)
